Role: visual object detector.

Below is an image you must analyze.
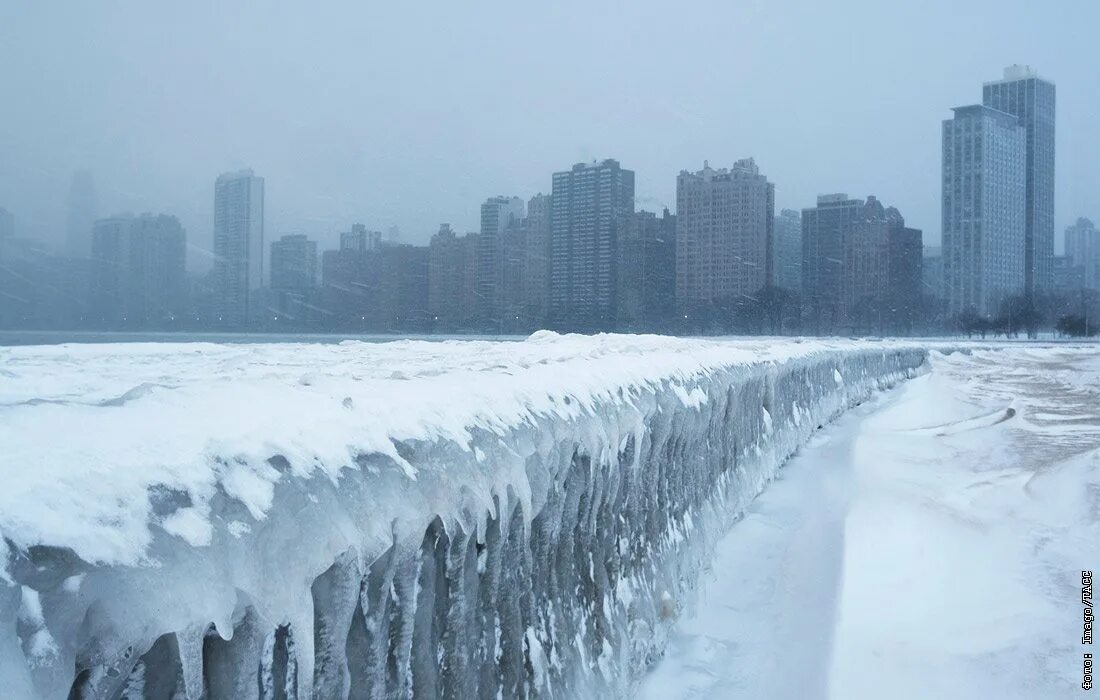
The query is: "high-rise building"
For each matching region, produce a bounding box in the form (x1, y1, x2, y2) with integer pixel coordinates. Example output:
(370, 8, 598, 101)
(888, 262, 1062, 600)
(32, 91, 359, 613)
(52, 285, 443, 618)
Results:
(476, 196, 525, 328)
(522, 194, 552, 327)
(270, 234, 317, 319)
(802, 194, 920, 332)
(90, 213, 187, 325)
(428, 224, 476, 330)
(213, 169, 265, 326)
(983, 65, 1055, 298)
(922, 246, 944, 300)
(676, 159, 774, 312)
(772, 209, 802, 293)
(941, 105, 1027, 317)
(550, 159, 635, 329)
(341, 224, 382, 252)
(270, 235, 318, 291)
(66, 170, 98, 258)
(0, 207, 13, 239)
(617, 209, 676, 330)
(1065, 218, 1100, 290)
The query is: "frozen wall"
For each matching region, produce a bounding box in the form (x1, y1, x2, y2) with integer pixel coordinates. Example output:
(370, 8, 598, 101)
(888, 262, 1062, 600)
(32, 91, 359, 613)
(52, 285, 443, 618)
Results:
(0, 335, 926, 699)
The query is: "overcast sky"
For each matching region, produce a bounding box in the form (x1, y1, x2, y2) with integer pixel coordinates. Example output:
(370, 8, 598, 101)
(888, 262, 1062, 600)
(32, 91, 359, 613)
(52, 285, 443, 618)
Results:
(1, 0, 1097, 269)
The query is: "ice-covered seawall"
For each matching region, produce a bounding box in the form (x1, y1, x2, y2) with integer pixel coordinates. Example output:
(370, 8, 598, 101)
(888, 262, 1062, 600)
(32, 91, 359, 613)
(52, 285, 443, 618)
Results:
(0, 334, 925, 699)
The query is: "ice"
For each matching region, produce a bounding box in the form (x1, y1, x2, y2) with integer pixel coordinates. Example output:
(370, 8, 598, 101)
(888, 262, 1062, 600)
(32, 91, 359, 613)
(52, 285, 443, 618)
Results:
(639, 346, 1100, 699)
(0, 334, 927, 698)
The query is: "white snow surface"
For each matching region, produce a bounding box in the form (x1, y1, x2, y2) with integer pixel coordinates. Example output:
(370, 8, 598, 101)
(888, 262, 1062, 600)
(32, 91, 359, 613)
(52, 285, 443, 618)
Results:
(0, 332, 935, 698)
(0, 332, 912, 569)
(640, 345, 1100, 699)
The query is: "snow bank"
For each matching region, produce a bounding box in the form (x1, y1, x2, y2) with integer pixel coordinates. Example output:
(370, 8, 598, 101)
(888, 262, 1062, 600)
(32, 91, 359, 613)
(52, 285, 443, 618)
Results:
(0, 334, 926, 699)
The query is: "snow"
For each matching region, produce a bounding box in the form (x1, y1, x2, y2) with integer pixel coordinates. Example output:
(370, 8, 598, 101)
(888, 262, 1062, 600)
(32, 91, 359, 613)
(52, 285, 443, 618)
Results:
(0, 333, 931, 698)
(640, 345, 1100, 699)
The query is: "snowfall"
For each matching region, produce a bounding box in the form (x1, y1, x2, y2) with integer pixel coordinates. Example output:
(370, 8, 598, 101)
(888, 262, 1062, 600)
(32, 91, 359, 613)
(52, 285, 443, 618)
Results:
(0, 333, 1095, 699)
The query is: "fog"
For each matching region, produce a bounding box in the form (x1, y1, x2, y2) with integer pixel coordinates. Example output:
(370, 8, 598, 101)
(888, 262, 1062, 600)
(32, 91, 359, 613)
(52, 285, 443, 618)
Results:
(1, 0, 1097, 268)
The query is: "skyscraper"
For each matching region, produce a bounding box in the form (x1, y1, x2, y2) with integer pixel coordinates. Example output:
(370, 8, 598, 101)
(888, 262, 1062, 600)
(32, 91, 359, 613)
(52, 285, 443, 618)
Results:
(772, 209, 802, 293)
(941, 105, 1027, 317)
(676, 159, 774, 312)
(477, 196, 525, 328)
(802, 194, 919, 332)
(428, 224, 476, 330)
(340, 224, 382, 252)
(522, 194, 552, 327)
(549, 160, 635, 329)
(213, 169, 264, 326)
(617, 208, 676, 330)
(1065, 217, 1100, 290)
(90, 213, 187, 325)
(270, 234, 317, 319)
(66, 170, 98, 258)
(983, 65, 1055, 298)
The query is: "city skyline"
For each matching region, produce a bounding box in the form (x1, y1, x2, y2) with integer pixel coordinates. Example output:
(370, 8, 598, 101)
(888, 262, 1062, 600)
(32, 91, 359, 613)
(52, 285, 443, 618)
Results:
(2, 2, 1098, 265)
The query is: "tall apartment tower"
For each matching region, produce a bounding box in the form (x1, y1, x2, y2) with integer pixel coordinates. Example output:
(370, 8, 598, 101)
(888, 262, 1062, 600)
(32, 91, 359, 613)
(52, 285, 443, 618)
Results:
(1065, 217, 1100, 290)
(340, 224, 381, 252)
(523, 194, 553, 326)
(941, 105, 1027, 317)
(983, 65, 1055, 298)
(477, 196, 525, 327)
(549, 160, 635, 329)
(90, 213, 187, 325)
(675, 159, 774, 311)
(772, 208, 802, 293)
(213, 169, 265, 325)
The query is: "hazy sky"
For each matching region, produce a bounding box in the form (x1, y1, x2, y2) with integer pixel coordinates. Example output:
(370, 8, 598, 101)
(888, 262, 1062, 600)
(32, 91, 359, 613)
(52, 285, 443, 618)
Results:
(2, 0, 1097, 269)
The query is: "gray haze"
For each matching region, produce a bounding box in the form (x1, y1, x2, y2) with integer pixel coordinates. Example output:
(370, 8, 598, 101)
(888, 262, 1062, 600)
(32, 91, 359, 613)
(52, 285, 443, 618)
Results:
(2, 0, 1097, 269)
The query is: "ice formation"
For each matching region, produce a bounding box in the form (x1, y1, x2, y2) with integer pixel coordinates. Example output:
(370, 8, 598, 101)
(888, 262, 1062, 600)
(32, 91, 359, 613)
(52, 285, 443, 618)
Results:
(0, 334, 926, 699)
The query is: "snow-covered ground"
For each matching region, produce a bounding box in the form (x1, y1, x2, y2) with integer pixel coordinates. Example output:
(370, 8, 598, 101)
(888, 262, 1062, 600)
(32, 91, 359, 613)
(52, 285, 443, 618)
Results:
(0, 334, 926, 699)
(640, 346, 1099, 699)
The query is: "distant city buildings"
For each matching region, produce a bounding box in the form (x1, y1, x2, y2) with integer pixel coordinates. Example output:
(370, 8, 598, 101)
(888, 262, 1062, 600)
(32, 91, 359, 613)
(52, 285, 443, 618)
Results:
(941, 104, 1027, 317)
(341, 224, 382, 252)
(983, 65, 1056, 298)
(772, 208, 802, 293)
(90, 213, 187, 325)
(802, 194, 921, 333)
(550, 160, 635, 329)
(270, 234, 318, 319)
(922, 245, 943, 300)
(428, 224, 477, 331)
(65, 170, 98, 258)
(1065, 217, 1099, 290)
(477, 196, 525, 329)
(213, 169, 265, 326)
(617, 209, 676, 330)
(676, 159, 774, 313)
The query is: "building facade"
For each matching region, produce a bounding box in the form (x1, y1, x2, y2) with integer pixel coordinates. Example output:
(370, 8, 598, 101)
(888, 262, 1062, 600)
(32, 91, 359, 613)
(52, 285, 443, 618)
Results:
(617, 209, 676, 330)
(213, 169, 265, 326)
(1065, 217, 1100, 290)
(428, 224, 476, 330)
(340, 224, 382, 252)
(802, 194, 920, 333)
(772, 208, 802, 293)
(90, 213, 187, 325)
(270, 234, 318, 320)
(983, 65, 1055, 298)
(941, 105, 1027, 317)
(549, 160, 635, 329)
(676, 159, 774, 312)
(477, 196, 525, 329)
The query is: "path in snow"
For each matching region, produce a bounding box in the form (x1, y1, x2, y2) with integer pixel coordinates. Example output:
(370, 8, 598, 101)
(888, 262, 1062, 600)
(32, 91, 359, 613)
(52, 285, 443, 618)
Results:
(640, 347, 1100, 699)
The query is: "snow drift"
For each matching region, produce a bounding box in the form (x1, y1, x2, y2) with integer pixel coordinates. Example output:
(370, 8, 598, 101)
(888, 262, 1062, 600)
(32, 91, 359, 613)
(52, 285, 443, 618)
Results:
(0, 334, 926, 699)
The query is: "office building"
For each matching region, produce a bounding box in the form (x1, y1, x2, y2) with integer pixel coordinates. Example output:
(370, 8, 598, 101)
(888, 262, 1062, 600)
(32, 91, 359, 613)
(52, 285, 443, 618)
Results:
(1065, 217, 1100, 290)
(983, 65, 1055, 297)
(90, 213, 187, 325)
(772, 208, 802, 293)
(213, 169, 265, 326)
(941, 105, 1027, 317)
(617, 209, 676, 330)
(550, 159, 635, 329)
(676, 159, 774, 311)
